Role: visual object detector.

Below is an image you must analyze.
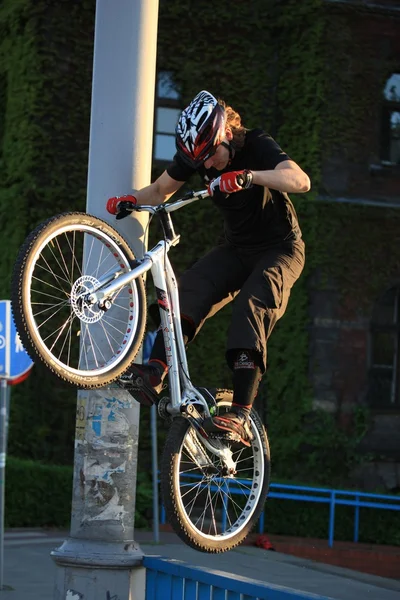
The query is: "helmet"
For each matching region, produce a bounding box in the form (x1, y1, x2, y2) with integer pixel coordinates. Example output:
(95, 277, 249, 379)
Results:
(175, 90, 226, 168)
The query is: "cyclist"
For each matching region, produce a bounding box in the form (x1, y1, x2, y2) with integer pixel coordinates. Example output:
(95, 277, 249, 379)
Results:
(107, 90, 310, 446)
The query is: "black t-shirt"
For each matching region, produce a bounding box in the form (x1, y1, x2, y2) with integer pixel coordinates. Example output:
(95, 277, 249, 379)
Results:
(167, 128, 302, 248)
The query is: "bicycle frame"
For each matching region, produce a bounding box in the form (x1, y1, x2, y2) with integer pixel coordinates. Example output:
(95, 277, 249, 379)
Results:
(88, 190, 214, 418)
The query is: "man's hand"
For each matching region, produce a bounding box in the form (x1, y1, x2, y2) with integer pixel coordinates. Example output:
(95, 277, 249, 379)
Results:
(207, 170, 253, 196)
(106, 194, 137, 219)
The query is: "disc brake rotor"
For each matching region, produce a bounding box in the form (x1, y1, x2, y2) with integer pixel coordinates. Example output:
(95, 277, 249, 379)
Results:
(70, 275, 104, 324)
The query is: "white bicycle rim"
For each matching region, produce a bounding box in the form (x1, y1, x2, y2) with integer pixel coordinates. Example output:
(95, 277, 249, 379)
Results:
(25, 223, 140, 377)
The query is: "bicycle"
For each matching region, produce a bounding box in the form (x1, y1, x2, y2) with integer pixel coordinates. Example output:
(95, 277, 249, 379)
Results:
(11, 189, 270, 553)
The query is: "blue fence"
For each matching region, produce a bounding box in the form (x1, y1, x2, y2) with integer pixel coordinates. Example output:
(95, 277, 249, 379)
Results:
(144, 556, 332, 600)
(160, 479, 400, 548)
(263, 484, 400, 547)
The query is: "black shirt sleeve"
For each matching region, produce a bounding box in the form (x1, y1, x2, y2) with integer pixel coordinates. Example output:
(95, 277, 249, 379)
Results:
(166, 152, 197, 182)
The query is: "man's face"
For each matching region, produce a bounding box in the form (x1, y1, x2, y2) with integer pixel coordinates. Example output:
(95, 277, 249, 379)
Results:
(203, 130, 233, 170)
(203, 143, 230, 171)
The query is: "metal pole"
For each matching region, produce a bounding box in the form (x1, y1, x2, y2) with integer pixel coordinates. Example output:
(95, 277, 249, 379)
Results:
(52, 1, 159, 598)
(0, 379, 7, 591)
(151, 405, 159, 543)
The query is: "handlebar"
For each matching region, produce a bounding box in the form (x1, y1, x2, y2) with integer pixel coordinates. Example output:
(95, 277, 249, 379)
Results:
(163, 189, 210, 213)
(112, 190, 210, 219)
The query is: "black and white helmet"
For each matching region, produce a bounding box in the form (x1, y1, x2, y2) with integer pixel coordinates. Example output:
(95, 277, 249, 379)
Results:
(175, 90, 226, 168)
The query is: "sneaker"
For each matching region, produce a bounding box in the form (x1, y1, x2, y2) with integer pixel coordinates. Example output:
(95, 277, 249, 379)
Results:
(118, 363, 166, 406)
(202, 410, 253, 447)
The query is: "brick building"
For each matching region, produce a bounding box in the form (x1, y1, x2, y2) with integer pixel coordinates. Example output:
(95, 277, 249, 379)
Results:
(309, 0, 400, 490)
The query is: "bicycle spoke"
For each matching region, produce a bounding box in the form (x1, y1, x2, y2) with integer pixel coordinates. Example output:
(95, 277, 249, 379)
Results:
(47, 313, 75, 353)
(53, 235, 73, 282)
(36, 302, 71, 332)
(35, 259, 71, 289)
(32, 278, 68, 301)
(100, 316, 128, 339)
(80, 324, 108, 368)
(57, 312, 75, 362)
(32, 299, 68, 318)
(180, 479, 204, 499)
(184, 484, 207, 518)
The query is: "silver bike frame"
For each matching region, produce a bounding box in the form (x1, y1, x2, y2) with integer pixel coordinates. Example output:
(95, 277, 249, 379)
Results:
(88, 190, 237, 467)
(89, 190, 214, 417)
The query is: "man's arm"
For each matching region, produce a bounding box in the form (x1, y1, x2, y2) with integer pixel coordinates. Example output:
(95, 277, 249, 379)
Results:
(133, 170, 185, 206)
(250, 160, 310, 194)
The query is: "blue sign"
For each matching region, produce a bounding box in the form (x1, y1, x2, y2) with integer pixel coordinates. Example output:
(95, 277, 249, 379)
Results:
(0, 300, 33, 384)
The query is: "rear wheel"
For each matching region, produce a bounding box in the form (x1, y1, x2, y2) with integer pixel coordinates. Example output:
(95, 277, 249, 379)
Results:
(11, 212, 146, 387)
(161, 394, 270, 553)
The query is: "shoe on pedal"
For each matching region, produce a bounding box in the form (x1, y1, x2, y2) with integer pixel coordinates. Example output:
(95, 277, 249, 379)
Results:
(119, 362, 166, 406)
(202, 410, 253, 447)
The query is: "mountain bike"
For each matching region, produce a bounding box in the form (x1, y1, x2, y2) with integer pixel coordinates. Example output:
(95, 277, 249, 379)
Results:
(11, 189, 270, 553)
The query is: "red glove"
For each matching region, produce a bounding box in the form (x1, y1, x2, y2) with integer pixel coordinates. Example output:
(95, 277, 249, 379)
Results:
(208, 170, 253, 196)
(106, 194, 137, 215)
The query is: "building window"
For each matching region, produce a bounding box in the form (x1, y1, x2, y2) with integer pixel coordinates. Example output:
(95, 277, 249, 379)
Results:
(368, 285, 400, 408)
(154, 71, 181, 163)
(381, 73, 400, 165)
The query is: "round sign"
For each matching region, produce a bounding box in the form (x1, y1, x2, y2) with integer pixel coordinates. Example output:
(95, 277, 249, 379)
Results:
(0, 300, 33, 384)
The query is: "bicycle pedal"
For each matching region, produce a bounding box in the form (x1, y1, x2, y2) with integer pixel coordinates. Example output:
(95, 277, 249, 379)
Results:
(117, 374, 159, 406)
(208, 431, 242, 443)
(118, 373, 139, 388)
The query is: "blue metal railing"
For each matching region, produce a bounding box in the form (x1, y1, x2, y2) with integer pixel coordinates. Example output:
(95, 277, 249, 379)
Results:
(144, 556, 333, 600)
(264, 484, 400, 547)
(160, 478, 400, 547)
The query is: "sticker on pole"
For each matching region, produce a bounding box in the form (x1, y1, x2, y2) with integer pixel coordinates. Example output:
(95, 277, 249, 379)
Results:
(0, 300, 33, 385)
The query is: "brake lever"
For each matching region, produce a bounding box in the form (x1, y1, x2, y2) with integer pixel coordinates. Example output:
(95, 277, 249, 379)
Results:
(116, 209, 130, 220)
(116, 200, 139, 220)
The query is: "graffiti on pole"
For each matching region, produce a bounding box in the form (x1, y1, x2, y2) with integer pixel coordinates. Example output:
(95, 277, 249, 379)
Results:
(65, 590, 120, 599)
(66, 591, 83, 600)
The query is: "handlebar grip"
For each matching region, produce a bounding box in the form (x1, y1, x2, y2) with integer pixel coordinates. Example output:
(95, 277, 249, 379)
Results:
(106, 197, 121, 215)
(106, 194, 137, 216)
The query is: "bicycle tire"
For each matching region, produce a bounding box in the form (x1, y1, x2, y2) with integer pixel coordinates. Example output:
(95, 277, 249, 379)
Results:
(11, 212, 146, 388)
(160, 392, 270, 553)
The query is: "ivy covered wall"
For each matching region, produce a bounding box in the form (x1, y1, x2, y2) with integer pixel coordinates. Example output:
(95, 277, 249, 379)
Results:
(0, 0, 94, 464)
(0, 0, 399, 490)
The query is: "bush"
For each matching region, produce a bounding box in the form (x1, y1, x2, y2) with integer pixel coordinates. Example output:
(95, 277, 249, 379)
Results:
(5, 457, 72, 528)
(5, 457, 153, 530)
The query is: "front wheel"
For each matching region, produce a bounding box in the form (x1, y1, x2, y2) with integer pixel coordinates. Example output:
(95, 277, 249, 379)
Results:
(160, 395, 270, 553)
(11, 212, 146, 388)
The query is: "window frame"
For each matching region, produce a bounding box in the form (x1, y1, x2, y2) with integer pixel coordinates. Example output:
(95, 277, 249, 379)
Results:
(153, 72, 181, 166)
(380, 72, 400, 167)
(368, 285, 400, 411)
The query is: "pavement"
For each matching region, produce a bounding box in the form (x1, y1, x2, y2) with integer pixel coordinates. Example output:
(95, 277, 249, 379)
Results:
(1, 528, 400, 600)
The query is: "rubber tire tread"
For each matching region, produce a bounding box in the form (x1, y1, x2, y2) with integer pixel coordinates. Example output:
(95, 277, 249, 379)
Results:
(160, 398, 270, 553)
(11, 212, 147, 388)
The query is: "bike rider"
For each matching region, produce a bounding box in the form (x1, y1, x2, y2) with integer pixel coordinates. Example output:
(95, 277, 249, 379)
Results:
(107, 90, 310, 446)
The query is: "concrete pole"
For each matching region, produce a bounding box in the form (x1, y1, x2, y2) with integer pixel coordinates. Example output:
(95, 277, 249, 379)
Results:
(52, 1, 159, 598)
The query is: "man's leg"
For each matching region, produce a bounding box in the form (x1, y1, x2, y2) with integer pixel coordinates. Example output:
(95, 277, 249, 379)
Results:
(205, 241, 305, 443)
(123, 244, 247, 405)
(203, 348, 262, 446)
(121, 317, 194, 406)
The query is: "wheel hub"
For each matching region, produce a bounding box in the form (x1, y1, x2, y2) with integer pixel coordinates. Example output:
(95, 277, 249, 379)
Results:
(70, 275, 104, 324)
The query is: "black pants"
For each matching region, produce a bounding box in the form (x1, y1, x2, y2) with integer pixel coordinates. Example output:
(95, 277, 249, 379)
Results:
(178, 239, 305, 372)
